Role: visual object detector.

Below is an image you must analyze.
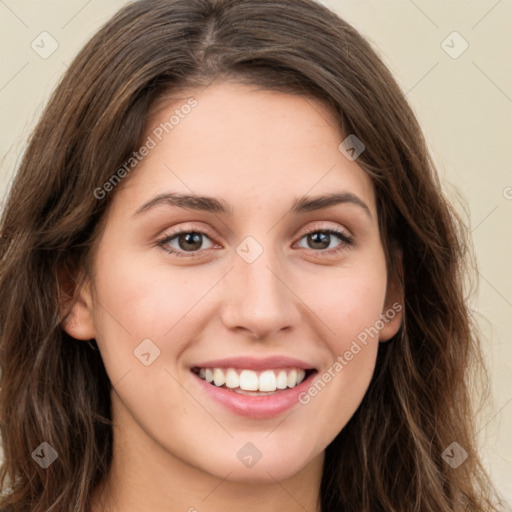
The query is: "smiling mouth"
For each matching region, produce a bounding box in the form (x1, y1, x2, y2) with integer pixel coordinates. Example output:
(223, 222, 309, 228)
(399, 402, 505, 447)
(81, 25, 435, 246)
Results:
(191, 366, 317, 395)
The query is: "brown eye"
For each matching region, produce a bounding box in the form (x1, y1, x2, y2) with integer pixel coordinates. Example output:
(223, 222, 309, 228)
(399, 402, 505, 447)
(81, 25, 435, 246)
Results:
(176, 232, 204, 251)
(296, 228, 353, 253)
(158, 230, 215, 257)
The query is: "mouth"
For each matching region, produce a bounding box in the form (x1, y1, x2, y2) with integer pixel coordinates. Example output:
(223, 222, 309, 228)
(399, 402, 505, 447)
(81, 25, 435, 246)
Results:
(189, 355, 319, 418)
(191, 366, 317, 396)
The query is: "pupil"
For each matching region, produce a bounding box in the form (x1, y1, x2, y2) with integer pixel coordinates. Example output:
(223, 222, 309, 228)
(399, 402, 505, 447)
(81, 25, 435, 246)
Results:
(309, 232, 329, 249)
(179, 232, 202, 251)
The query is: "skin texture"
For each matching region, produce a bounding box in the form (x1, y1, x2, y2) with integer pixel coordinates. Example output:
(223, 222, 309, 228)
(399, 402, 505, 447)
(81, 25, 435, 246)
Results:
(64, 81, 403, 512)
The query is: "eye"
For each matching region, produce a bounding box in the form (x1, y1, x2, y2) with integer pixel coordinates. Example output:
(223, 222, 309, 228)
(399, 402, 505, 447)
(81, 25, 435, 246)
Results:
(157, 229, 215, 258)
(295, 226, 353, 254)
(157, 224, 353, 259)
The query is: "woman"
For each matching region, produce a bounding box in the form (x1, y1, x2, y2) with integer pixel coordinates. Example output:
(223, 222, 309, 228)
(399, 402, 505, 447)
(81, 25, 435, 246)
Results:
(0, 0, 507, 510)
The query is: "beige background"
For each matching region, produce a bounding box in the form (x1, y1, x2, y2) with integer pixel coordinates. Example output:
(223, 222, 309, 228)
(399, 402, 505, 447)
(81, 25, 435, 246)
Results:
(0, 0, 511, 504)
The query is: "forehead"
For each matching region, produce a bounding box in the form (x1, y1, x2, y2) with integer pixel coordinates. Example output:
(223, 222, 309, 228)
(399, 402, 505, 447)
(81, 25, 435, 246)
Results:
(113, 81, 376, 218)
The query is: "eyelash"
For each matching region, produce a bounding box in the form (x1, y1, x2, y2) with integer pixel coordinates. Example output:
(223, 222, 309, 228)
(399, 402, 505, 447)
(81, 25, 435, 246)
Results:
(156, 224, 353, 259)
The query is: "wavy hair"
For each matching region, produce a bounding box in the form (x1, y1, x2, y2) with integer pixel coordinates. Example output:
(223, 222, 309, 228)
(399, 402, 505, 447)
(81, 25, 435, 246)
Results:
(0, 0, 507, 510)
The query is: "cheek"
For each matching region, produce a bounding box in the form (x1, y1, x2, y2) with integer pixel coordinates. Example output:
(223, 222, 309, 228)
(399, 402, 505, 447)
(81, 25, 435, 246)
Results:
(303, 263, 388, 347)
(89, 249, 210, 372)
(293, 260, 387, 437)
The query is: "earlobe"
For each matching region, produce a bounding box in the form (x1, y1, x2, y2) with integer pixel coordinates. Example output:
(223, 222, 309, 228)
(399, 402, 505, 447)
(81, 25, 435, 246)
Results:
(58, 267, 96, 341)
(379, 248, 404, 343)
(378, 300, 403, 342)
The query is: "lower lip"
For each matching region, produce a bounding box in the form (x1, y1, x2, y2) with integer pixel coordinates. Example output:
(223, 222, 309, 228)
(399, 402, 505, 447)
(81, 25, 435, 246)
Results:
(191, 371, 316, 419)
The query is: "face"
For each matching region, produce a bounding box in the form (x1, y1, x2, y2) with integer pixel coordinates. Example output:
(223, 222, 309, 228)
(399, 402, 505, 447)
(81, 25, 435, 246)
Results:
(65, 81, 402, 485)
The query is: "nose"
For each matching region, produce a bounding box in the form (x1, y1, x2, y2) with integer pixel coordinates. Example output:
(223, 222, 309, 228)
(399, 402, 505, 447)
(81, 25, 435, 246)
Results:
(219, 246, 301, 340)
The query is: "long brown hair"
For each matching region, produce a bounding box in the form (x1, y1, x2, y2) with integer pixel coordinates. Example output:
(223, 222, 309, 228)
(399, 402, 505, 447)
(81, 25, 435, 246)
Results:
(0, 0, 507, 510)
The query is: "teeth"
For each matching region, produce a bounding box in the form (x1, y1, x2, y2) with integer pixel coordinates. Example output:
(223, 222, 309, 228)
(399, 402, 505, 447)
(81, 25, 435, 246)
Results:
(276, 370, 288, 389)
(239, 370, 259, 391)
(196, 367, 310, 392)
(287, 369, 297, 388)
(225, 368, 239, 389)
(259, 370, 276, 392)
(213, 368, 225, 387)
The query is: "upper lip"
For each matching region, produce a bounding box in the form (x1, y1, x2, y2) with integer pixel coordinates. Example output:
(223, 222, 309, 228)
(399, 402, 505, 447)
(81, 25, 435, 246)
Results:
(191, 356, 316, 371)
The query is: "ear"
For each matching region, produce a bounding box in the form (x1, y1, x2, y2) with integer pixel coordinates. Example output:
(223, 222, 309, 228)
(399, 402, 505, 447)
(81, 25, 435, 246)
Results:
(58, 265, 96, 341)
(379, 248, 404, 343)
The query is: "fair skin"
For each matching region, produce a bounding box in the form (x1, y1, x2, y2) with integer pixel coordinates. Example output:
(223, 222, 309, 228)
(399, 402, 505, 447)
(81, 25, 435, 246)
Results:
(63, 81, 402, 512)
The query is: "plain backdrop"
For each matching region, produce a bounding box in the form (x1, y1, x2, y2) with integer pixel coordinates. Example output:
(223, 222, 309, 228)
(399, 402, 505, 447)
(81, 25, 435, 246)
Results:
(0, 0, 511, 504)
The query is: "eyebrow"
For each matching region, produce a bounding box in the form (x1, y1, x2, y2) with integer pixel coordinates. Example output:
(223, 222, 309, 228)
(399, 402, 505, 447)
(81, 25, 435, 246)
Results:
(132, 191, 372, 219)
